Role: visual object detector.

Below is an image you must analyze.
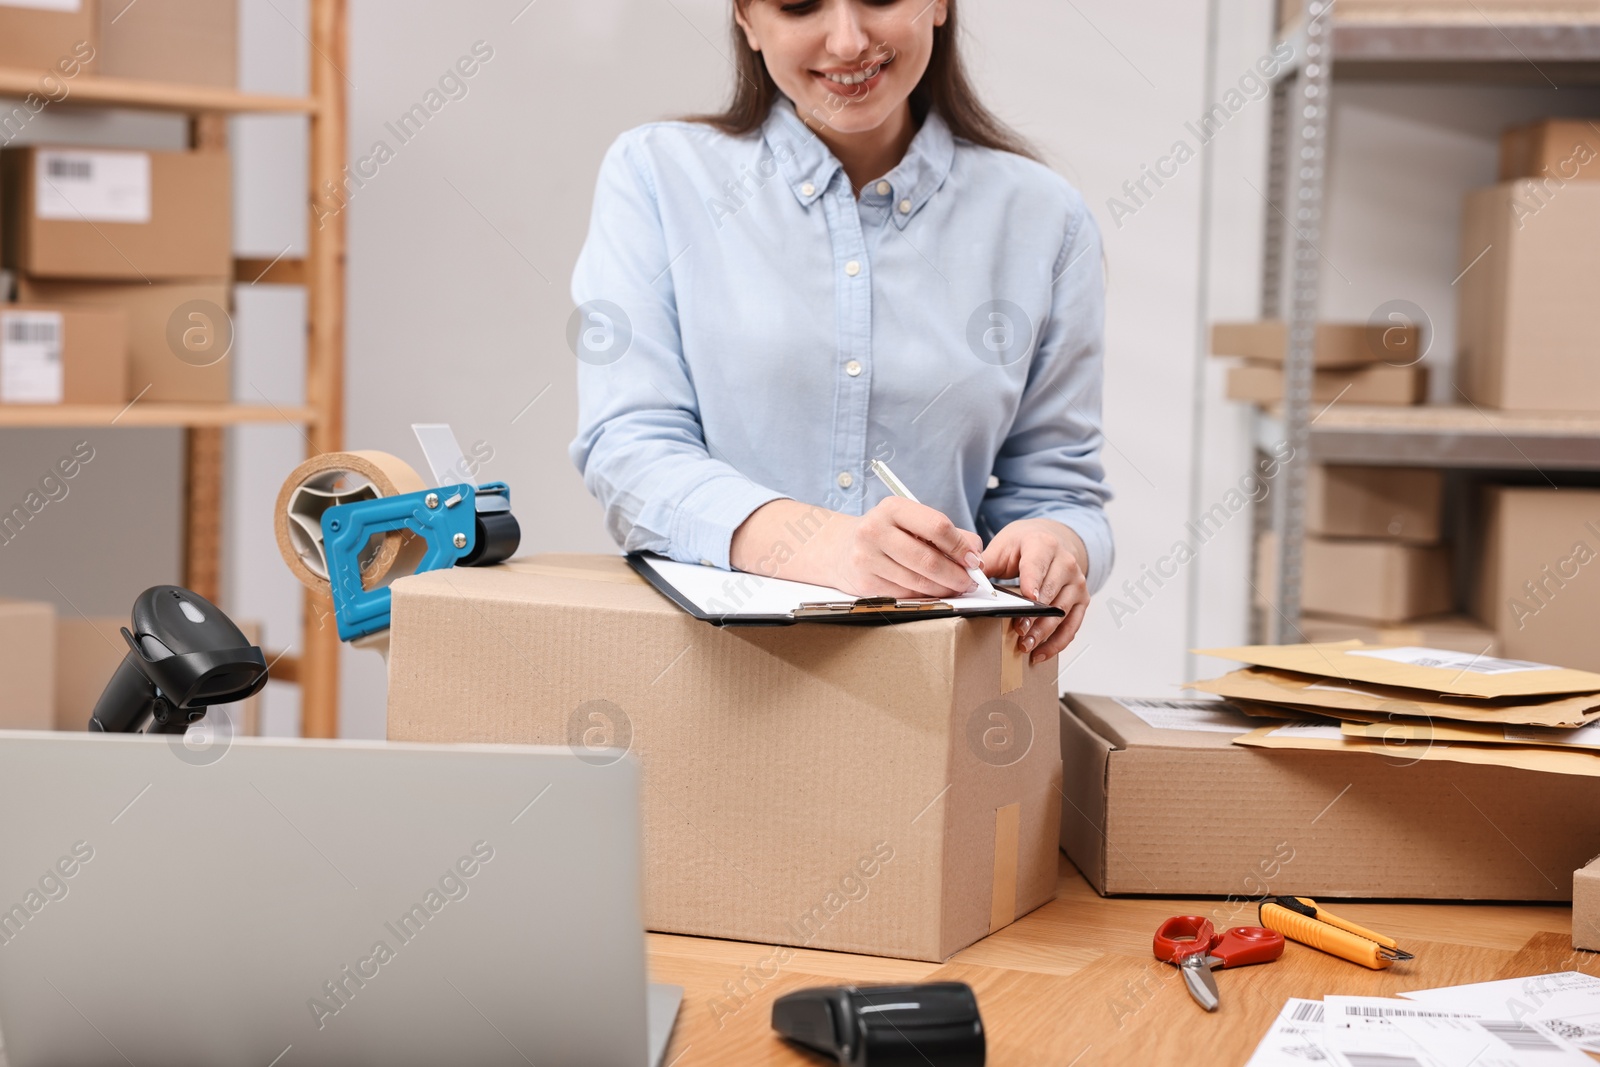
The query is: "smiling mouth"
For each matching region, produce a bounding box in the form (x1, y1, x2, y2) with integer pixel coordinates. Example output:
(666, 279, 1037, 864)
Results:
(815, 52, 894, 88)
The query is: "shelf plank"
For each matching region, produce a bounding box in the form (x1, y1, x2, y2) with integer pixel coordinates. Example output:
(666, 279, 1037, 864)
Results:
(1275, 18, 1600, 83)
(1256, 404, 1600, 469)
(0, 403, 315, 428)
(0, 69, 316, 114)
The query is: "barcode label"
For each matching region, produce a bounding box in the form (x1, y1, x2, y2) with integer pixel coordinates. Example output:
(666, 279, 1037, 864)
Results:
(35, 150, 152, 224)
(1341, 1055, 1423, 1067)
(1290, 1001, 1324, 1022)
(0, 311, 65, 404)
(1344, 1006, 1459, 1018)
(1478, 1019, 1560, 1051)
(1348, 646, 1556, 675)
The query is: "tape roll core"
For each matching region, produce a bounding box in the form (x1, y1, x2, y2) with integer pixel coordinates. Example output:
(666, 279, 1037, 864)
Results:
(275, 451, 429, 594)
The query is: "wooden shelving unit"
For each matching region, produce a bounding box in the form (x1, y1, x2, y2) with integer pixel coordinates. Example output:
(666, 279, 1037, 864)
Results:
(0, 0, 347, 736)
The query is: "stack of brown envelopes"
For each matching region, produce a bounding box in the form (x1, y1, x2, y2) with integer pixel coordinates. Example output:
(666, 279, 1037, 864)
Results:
(1188, 640, 1600, 777)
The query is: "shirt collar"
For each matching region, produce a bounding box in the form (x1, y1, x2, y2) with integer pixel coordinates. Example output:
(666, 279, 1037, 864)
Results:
(762, 97, 956, 228)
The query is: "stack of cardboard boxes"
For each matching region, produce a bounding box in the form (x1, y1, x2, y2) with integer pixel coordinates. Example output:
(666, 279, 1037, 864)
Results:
(0, 0, 237, 408)
(1212, 321, 1427, 407)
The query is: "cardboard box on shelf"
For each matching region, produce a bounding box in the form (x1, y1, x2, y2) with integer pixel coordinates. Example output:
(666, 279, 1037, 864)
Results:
(1226, 362, 1426, 406)
(1576, 855, 1600, 951)
(18, 279, 230, 403)
(1210, 321, 1419, 368)
(98, 0, 235, 87)
(1281, 0, 1600, 28)
(1305, 464, 1443, 543)
(1295, 612, 1499, 657)
(1477, 486, 1600, 673)
(0, 0, 98, 74)
(386, 554, 1061, 962)
(0, 599, 55, 730)
(1500, 119, 1600, 183)
(1062, 693, 1600, 901)
(1457, 181, 1600, 412)
(54, 616, 262, 734)
(1, 303, 126, 404)
(1257, 533, 1454, 623)
(1, 147, 231, 281)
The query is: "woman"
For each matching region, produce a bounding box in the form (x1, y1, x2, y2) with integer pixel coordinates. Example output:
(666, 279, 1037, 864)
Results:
(569, 0, 1111, 664)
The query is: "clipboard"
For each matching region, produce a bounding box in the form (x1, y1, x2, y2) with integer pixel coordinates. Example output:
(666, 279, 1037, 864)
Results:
(627, 552, 1065, 627)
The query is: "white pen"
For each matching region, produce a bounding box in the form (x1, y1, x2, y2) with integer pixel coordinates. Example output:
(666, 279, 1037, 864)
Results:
(869, 459, 998, 598)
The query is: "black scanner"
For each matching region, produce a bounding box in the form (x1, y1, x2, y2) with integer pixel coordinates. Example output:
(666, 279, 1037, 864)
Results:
(771, 982, 985, 1066)
(88, 586, 270, 734)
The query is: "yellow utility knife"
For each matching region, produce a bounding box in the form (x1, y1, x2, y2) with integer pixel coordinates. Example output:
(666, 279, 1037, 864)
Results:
(1258, 896, 1414, 970)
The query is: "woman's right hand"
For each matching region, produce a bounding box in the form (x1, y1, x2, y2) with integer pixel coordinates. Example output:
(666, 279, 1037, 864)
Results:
(825, 497, 985, 599)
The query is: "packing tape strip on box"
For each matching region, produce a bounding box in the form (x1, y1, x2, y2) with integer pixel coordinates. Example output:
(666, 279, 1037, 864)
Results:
(274, 451, 431, 596)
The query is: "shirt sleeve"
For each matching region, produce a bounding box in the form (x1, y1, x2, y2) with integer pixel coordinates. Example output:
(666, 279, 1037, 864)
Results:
(568, 131, 789, 569)
(976, 199, 1115, 594)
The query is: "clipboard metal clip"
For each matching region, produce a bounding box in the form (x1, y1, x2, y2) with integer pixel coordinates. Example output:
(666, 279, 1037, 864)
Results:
(793, 596, 951, 618)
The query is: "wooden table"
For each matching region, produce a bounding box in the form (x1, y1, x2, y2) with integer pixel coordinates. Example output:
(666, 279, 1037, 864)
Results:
(649, 854, 1594, 1066)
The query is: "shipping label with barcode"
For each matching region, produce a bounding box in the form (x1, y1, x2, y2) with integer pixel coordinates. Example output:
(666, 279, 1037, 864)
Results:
(1347, 646, 1558, 675)
(0, 311, 65, 404)
(35, 150, 152, 224)
(1113, 697, 1256, 734)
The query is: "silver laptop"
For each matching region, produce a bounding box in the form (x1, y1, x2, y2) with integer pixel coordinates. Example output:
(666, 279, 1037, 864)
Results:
(0, 732, 680, 1067)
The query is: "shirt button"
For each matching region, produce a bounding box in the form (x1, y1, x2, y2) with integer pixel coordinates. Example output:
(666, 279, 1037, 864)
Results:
(845, 360, 862, 377)
(875, 181, 891, 196)
(845, 260, 861, 277)
(801, 182, 815, 197)
(899, 199, 912, 214)
(837, 472, 854, 489)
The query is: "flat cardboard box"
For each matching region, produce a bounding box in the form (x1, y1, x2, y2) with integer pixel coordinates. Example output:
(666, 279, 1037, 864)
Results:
(1296, 613, 1499, 657)
(54, 617, 261, 734)
(0, 0, 98, 74)
(0, 600, 55, 730)
(1257, 533, 1454, 623)
(1210, 321, 1418, 368)
(1457, 181, 1600, 412)
(1, 147, 231, 281)
(1501, 119, 1600, 182)
(1305, 464, 1442, 543)
(1, 303, 127, 404)
(1576, 855, 1600, 951)
(1226, 362, 1426, 406)
(19, 278, 230, 402)
(1477, 486, 1600, 673)
(1062, 693, 1600, 900)
(386, 554, 1062, 962)
(98, 0, 235, 87)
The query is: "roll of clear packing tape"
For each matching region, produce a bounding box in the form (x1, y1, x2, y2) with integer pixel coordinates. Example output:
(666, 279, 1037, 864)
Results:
(275, 451, 430, 596)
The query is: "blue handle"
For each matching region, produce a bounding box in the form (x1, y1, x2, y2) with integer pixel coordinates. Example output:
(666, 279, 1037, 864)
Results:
(321, 484, 477, 641)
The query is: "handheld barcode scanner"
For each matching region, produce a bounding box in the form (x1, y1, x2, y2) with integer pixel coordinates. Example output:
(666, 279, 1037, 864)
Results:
(771, 982, 986, 1067)
(88, 586, 269, 734)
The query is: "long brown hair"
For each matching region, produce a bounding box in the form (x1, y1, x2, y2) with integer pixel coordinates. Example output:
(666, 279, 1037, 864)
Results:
(689, 0, 1039, 162)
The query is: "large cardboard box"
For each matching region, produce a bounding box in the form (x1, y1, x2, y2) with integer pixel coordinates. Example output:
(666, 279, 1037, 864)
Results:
(1501, 119, 1600, 183)
(1226, 362, 1425, 406)
(1296, 612, 1499, 656)
(1305, 464, 1442, 543)
(55, 617, 262, 734)
(1257, 533, 1454, 623)
(1477, 486, 1600, 673)
(1457, 181, 1600, 412)
(98, 0, 236, 87)
(0, 0, 98, 73)
(1, 147, 231, 281)
(1, 303, 126, 404)
(1062, 693, 1600, 901)
(386, 554, 1062, 962)
(1211, 321, 1418, 368)
(0, 599, 55, 730)
(19, 279, 230, 402)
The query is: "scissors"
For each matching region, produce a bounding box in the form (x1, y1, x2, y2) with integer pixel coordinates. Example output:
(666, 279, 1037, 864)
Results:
(1152, 915, 1284, 1011)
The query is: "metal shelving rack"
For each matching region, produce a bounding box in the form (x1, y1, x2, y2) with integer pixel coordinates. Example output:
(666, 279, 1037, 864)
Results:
(0, 0, 347, 735)
(1256, 1, 1600, 643)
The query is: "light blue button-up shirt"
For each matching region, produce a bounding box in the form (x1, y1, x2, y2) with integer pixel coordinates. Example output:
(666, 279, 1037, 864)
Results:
(569, 98, 1114, 592)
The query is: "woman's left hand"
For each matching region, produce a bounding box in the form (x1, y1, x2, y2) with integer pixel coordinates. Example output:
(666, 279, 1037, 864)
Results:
(981, 519, 1090, 665)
